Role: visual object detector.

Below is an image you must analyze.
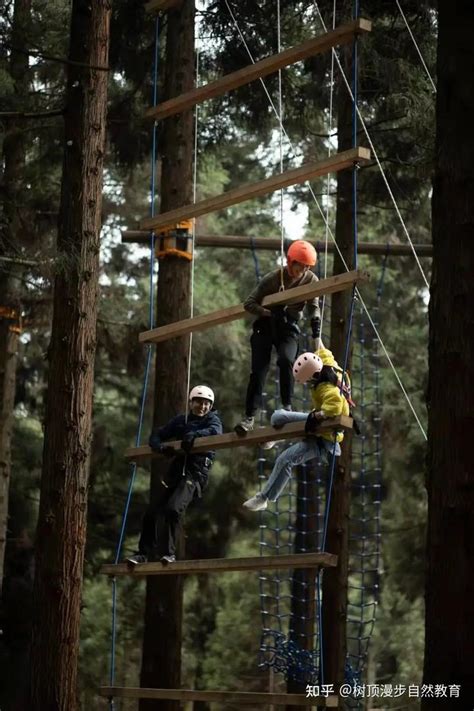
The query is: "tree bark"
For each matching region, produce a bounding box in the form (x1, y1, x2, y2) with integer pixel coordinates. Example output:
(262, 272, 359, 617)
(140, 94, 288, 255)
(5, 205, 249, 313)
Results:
(0, 0, 31, 596)
(29, 2, 111, 709)
(139, 2, 195, 710)
(423, 2, 474, 707)
(322, 33, 355, 692)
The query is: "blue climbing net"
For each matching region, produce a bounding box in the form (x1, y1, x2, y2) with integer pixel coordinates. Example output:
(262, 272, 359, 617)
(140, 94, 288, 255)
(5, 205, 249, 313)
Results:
(256, 266, 385, 687)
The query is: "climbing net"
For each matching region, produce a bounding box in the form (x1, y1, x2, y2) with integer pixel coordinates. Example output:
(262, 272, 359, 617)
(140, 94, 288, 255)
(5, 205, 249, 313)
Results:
(256, 263, 385, 686)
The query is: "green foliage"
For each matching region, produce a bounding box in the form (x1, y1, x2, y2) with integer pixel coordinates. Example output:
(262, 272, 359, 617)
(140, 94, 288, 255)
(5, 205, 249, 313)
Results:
(372, 589, 425, 706)
(192, 537, 265, 694)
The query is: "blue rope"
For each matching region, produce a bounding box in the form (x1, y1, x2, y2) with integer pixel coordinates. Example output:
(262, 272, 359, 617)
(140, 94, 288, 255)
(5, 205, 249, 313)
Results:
(108, 17, 160, 702)
(377, 248, 389, 299)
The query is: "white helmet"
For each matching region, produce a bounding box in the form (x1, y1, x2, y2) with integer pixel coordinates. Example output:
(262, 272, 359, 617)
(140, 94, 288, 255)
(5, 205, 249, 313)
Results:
(292, 352, 323, 384)
(189, 385, 214, 406)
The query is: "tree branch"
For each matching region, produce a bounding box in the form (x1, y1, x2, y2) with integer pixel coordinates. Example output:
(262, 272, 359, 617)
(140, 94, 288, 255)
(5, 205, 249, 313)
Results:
(7, 44, 110, 71)
(0, 108, 64, 119)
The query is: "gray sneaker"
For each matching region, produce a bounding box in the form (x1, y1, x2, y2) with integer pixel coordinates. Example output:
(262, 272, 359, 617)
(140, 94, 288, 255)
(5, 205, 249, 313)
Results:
(126, 553, 147, 568)
(234, 415, 255, 435)
(261, 440, 277, 450)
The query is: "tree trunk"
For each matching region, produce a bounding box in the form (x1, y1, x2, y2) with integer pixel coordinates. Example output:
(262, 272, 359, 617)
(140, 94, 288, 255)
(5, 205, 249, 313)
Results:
(29, 2, 111, 709)
(423, 2, 474, 708)
(139, 2, 195, 710)
(0, 0, 31, 596)
(322, 33, 354, 692)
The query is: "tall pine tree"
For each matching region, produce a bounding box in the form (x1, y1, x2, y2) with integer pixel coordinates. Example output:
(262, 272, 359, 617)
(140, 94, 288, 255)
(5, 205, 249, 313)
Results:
(29, 1, 111, 707)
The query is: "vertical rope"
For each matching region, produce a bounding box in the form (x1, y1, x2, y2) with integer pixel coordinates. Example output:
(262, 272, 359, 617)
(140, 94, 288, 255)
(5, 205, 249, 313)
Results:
(352, 0, 359, 272)
(185, 43, 200, 417)
(277, 0, 285, 291)
(320, 0, 337, 327)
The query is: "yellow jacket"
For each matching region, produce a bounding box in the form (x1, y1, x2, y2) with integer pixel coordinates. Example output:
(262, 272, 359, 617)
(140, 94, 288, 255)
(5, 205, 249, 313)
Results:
(309, 348, 349, 443)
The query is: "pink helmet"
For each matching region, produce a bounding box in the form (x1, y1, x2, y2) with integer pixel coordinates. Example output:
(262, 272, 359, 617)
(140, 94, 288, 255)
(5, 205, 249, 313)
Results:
(292, 352, 323, 384)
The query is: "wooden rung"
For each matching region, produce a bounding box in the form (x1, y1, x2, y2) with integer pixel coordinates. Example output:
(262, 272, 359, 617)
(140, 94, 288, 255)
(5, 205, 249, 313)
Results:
(139, 270, 369, 344)
(99, 687, 339, 706)
(101, 551, 337, 577)
(125, 416, 352, 462)
(140, 147, 371, 232)
(122, 231, 434, 257)
(145, 0, 182, 12)
(126, 416, 352, 460)
(145, 18, 371, 121)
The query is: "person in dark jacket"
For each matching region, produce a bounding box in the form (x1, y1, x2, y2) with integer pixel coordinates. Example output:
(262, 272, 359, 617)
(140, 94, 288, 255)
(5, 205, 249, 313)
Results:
(127, 385, 223, 566)
(235, 240, 322, 435)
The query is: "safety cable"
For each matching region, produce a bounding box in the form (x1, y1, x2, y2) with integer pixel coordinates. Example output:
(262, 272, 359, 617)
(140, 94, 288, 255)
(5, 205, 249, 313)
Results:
(277, 0, 285, 292)
(320, 0, 337, 327)
(395, 0, 436, 93)
(184, 44, 201, 425)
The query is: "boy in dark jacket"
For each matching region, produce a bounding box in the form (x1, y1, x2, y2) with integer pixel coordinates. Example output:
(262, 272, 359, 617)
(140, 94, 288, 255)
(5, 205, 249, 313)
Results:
(127, 385, 222, 566)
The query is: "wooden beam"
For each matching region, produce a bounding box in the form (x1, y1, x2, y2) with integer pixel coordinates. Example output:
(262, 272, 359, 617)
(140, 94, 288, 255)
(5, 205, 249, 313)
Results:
(101, 551, 337, 577)
(99, 687, 339, 706)
(140, 147, 370, 232)
(125, 415, 353, 462)
(139, 270, 369, 344)
(145, 18, 371, 121)
(145, 0, 183, 12)
(122, 231, 433, 257)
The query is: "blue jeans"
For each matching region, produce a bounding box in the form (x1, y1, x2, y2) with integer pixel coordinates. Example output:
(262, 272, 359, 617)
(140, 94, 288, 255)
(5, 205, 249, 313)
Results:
(261, 410, 341, 502)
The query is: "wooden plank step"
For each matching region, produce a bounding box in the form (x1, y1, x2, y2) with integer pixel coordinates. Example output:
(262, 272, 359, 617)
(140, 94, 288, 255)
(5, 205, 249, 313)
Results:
(99, 687, 338, 706)
(139, 270, 369, 344)
(140, 147, 370, 232)
(125, 415, 352, 463)
(122, 231, 434, 256)
(145, 18, 371, 121)
(101, 551, 337, 577)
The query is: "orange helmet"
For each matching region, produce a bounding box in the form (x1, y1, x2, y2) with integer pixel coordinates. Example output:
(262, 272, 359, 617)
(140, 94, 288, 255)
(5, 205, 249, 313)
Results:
(287, 240, 317, 274)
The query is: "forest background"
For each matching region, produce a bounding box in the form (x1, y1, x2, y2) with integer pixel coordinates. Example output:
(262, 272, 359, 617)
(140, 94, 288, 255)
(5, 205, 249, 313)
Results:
(0, 0, 435, 708)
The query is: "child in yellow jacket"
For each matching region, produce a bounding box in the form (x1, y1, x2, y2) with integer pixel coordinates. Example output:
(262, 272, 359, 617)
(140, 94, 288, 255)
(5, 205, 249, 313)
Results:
(243, 348, 349, 511)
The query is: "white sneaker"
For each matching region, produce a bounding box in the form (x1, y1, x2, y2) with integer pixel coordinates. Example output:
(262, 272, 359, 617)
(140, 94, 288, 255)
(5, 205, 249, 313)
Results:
(243, 493, 268, 511)
(261, 440, 276, 450)
(160, 554, 176, 564)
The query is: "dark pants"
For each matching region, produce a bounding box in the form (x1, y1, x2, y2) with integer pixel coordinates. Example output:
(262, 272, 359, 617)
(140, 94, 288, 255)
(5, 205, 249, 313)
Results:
(139, 461, 205, 558)
(245, 317, 299, 417)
